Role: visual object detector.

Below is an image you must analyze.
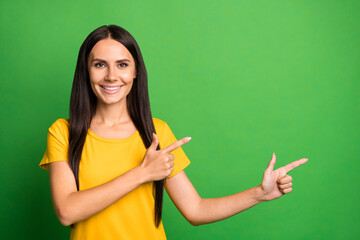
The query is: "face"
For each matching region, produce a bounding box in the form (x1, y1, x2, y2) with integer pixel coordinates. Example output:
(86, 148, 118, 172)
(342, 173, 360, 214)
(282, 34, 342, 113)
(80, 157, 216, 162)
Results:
(87, 38, 137, 106)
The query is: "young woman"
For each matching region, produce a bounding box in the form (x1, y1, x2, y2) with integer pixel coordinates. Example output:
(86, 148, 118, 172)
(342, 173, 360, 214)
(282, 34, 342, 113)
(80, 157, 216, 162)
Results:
(40, 25, 308, 240)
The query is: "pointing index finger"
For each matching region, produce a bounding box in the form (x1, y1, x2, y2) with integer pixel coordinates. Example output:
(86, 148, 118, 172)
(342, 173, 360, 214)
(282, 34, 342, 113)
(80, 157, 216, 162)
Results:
(281, 158, 308, 173)
(162, 137, 191, 153)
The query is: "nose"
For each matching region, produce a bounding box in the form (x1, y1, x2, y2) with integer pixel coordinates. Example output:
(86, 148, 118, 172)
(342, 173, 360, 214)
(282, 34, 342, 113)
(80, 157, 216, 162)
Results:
(105, 65, 117, 82)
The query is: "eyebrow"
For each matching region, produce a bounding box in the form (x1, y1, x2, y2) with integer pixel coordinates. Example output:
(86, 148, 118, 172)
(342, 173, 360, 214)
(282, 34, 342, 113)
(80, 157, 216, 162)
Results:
(91, 58, 131, 63)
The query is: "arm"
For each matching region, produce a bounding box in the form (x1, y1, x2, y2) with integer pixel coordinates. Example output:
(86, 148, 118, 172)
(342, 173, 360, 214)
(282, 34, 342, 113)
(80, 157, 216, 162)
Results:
(165, 171, 264, 226)
(165, 153, 308, 226)
(49, 133, 190, 226)
(49, 161, 146, 226)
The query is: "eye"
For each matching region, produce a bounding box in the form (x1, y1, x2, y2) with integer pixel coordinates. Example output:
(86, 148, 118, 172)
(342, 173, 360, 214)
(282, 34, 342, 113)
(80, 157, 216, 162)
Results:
(94, 62, 106, 68)
(119, 63, 128, 67)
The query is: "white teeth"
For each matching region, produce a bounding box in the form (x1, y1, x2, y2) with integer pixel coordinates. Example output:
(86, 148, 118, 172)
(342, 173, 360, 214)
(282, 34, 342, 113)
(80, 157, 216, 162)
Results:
(102, 86, 121, 90)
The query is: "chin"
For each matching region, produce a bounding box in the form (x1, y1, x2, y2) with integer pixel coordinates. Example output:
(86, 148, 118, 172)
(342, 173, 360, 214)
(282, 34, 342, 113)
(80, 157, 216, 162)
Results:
(99, 97, 126, 106)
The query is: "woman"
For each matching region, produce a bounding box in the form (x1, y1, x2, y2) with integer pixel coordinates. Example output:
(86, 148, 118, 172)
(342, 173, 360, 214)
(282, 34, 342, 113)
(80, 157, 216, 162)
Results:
(40, 25, 308, 240)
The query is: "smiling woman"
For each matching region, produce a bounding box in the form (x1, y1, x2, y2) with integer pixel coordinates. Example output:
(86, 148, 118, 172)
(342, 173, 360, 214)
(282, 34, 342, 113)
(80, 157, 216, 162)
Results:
(39, 24, 308, 240)
(87, 38, 137, 106)
(39, 25, 188, 239)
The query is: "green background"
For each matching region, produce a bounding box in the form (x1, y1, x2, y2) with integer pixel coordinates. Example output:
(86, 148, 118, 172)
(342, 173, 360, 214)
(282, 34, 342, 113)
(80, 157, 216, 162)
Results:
(1, 0, 359, 239)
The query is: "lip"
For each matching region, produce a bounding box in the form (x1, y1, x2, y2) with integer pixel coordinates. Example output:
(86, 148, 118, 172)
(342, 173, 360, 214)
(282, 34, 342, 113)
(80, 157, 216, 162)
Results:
(99, 85, 123, 95)
(100, 85, 123, 88)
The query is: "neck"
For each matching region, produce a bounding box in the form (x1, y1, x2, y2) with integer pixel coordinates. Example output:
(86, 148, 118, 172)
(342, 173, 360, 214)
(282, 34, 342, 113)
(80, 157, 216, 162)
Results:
(92, 99, 131, 127)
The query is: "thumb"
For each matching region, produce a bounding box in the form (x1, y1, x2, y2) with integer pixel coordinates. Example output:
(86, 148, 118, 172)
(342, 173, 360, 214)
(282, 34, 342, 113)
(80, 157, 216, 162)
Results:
(266, 153, 276, 171)
(149, 133, 159, 151)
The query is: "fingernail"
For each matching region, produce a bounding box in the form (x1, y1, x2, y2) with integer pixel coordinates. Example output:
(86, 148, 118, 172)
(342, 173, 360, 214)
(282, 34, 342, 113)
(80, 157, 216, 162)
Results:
(186, 137, 191, 141)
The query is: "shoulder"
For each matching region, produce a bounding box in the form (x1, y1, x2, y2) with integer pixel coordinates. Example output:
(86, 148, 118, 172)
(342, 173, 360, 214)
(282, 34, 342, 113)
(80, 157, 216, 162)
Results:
(152, 117, 179, 143)
(152, 117, 173, 137)
(48, 118, 69, 139)
(49, 118, 69, 131)
(153, 117, 173, 133)
(153, 117, 168, 129)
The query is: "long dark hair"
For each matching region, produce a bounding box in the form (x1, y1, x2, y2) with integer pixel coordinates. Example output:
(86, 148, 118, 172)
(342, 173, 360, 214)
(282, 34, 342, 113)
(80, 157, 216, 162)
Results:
(68, 25, 164, 227)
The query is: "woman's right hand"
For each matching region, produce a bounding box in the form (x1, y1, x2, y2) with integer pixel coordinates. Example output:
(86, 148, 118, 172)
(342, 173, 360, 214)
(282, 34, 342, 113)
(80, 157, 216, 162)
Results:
(139, 133, 191, 182)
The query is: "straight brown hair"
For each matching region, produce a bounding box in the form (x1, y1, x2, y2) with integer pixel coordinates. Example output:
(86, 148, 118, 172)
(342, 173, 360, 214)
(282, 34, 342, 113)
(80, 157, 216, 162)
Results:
(68, 25, 164, 227)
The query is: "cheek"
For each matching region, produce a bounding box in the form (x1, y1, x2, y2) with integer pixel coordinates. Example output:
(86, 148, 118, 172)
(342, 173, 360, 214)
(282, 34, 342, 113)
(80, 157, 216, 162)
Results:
(120, 71, 136, 83)
(124, 80, 134, 95)
(88, 72, 102, 95)
(89, 77, 98, 92)
(89, 70, 103, 82)
(122, 65, 137, 81)
(89, 82, 100, 98)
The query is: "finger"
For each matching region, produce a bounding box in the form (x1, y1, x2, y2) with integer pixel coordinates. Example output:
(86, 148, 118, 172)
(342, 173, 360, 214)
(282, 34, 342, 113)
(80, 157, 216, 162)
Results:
(165, 155, 175, 167)
(281, 158, 308, 173)
(278, 182, 292, 189)
(278, 175, 293, 184)
(149, 133, 159, 151)
(281, 188, 292, 194)
(162, 137, 191, 153)
(167, 154, 175, 161)
(266, 153, 276, 171)
(168, 160, 174, 168)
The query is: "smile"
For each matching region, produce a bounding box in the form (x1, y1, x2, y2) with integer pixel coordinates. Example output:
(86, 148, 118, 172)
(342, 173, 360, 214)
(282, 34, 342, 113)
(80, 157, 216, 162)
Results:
(100, 85, 122, 90)
(100, 85, 123, 94)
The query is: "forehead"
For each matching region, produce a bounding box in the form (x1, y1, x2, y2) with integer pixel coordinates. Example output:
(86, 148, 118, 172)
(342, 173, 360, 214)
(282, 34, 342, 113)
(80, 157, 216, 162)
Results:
(89, 38, 134, 61)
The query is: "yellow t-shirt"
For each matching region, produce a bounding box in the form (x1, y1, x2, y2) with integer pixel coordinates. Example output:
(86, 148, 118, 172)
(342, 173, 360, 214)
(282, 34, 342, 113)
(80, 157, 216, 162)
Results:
(39, 118, 191, 240)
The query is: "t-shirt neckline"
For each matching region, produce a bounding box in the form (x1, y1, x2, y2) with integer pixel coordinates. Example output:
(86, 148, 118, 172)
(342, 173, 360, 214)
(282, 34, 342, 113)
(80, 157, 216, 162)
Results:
(87, 128, 139, 143)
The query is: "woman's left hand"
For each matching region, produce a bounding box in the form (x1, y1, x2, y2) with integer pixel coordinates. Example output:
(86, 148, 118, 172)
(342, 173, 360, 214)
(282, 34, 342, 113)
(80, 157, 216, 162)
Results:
(259, 153, 308, 201)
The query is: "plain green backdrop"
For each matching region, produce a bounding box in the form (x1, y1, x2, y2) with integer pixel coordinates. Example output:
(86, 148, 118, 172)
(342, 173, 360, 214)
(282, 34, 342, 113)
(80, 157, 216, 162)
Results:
(0, 0, 359, 239)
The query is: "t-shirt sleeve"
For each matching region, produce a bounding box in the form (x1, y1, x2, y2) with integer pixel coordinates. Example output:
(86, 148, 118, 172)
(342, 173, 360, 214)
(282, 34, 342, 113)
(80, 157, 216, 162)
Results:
(39, 119, 69, 170)
(158, 121, 191, 178)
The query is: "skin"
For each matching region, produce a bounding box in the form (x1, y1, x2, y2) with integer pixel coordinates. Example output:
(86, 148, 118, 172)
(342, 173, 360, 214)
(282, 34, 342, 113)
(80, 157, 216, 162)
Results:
(87, 38, 137, 138)
(165, 153, 308, 226)
(48, 38, 308, 227)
